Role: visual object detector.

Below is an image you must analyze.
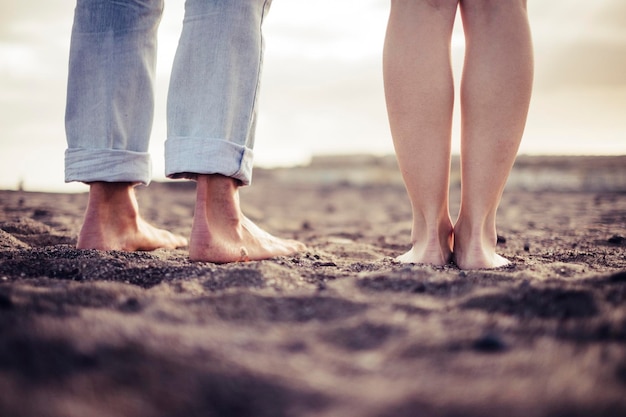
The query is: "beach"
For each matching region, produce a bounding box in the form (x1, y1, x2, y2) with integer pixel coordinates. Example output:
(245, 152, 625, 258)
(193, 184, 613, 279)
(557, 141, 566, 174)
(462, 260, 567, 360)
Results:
(1, 155, 625, 417)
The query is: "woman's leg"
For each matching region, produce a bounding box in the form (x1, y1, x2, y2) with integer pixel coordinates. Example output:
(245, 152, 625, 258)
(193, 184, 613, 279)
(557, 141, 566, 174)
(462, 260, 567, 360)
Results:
(454, 0, 533, 269)
(384, 0, 459, 265)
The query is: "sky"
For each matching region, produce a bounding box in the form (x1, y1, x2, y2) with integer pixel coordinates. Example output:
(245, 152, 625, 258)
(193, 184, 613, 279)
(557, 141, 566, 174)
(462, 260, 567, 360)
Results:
(0, 0, 625, 192)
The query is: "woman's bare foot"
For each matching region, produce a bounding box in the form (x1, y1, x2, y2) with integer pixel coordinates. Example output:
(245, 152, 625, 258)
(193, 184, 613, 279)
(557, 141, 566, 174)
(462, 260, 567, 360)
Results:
(396, 223, 453, 266)
(189, 175, 305, 263)
(452, 219, 509, 270)
(77, 182, 188, 251)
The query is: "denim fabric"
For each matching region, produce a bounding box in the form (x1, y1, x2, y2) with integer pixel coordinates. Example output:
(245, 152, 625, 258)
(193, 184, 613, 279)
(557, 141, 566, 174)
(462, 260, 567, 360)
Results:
(65, 0, 271, 186)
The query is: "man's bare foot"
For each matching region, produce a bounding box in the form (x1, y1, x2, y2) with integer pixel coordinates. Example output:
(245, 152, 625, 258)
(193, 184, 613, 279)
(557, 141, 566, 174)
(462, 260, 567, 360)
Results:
(77, 182, 188, 251)
(189, 175, 305, 263)
(452, 219, 510, 270)
(396, 223, 453, 266)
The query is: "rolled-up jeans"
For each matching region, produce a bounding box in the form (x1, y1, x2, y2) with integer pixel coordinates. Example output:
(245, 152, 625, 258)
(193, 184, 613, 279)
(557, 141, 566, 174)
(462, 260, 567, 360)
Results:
(65, 0, 271, 186)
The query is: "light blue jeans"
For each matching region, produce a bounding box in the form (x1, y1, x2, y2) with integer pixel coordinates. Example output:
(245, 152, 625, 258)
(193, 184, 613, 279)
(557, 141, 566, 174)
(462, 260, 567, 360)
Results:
(65, 0, 272, 186)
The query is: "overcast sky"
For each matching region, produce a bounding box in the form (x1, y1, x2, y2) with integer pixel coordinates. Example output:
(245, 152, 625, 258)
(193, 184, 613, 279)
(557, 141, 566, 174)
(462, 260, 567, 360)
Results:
(1, 0, 625, 191)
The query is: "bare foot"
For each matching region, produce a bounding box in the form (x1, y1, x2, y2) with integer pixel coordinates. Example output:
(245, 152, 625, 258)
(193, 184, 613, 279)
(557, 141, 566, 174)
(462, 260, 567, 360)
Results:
(189, 175, 305, 263)
(453, 248, 510, 270)
(452, 219, 509, 270)
(396, 224, 453, 266)
(77, 182, 188, 251)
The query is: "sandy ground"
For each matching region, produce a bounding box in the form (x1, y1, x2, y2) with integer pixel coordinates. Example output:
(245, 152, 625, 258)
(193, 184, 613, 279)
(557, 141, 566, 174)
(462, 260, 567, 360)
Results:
(0, 155, 625, 417)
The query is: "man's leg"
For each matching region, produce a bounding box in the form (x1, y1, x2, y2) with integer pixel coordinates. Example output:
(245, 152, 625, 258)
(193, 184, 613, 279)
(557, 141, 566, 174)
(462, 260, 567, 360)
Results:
(453, 0, 533, 269)
(383, 0, 458, 265)
(166, 0, 304, 262)
(65, 0, 186, 251)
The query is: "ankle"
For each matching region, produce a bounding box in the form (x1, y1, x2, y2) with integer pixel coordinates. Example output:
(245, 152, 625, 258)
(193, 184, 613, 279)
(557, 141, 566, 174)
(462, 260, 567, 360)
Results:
(195, 175, 242, 226)
(196, 174, 239, 195)
(453, 217, 500, 265)
(455, 221, 496, 247)
(411, 215, 453, 244)
(87, 182, 137, 210)
(88, 181, 134, 200)
(83, 182, 141, 230)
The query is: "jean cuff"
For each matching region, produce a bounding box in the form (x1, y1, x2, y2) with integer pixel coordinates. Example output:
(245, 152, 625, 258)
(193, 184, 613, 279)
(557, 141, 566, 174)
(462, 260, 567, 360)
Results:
(65, 148, 152, 185)
(164, 137, 254, 186)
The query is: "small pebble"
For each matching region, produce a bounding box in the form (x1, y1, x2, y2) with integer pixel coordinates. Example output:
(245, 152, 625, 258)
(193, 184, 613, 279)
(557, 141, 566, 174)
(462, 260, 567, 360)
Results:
(609, 271, 626, 283)
(314, 261, 337, 268)
(0, 294, 13, 310)
(472, 333, 508, 353)
(119, 297, 142, 313)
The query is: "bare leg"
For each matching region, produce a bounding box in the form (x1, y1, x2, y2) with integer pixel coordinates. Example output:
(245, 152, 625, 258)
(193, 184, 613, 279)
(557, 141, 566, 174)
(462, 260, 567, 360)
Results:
(454, 0, 534, 269)
(77, 182, 188, 251)
(189, 175, 305, 263)
(384, 0, 458, 265)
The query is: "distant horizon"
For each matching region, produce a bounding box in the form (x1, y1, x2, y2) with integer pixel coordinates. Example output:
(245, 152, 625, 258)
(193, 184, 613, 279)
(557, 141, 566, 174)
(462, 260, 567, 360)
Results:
(4, 152, 625, 194)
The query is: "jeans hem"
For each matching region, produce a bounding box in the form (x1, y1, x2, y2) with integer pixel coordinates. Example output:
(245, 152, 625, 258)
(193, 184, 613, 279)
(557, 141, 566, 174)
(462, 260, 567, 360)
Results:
(65, 148, 152, 185)
(164, 137, 254, 186)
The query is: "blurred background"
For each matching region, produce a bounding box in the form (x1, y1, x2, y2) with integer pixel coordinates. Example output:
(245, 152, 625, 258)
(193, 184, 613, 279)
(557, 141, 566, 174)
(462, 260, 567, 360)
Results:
(1, 0, 624, 192)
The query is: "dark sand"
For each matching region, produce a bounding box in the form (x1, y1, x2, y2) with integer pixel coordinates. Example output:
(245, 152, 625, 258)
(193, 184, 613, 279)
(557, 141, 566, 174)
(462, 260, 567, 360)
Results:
(1, 155, 625, 417)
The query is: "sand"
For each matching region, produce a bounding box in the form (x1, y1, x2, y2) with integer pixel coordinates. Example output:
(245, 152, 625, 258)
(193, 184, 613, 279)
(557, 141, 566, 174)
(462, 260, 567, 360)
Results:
(0, 155, 625, 417)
